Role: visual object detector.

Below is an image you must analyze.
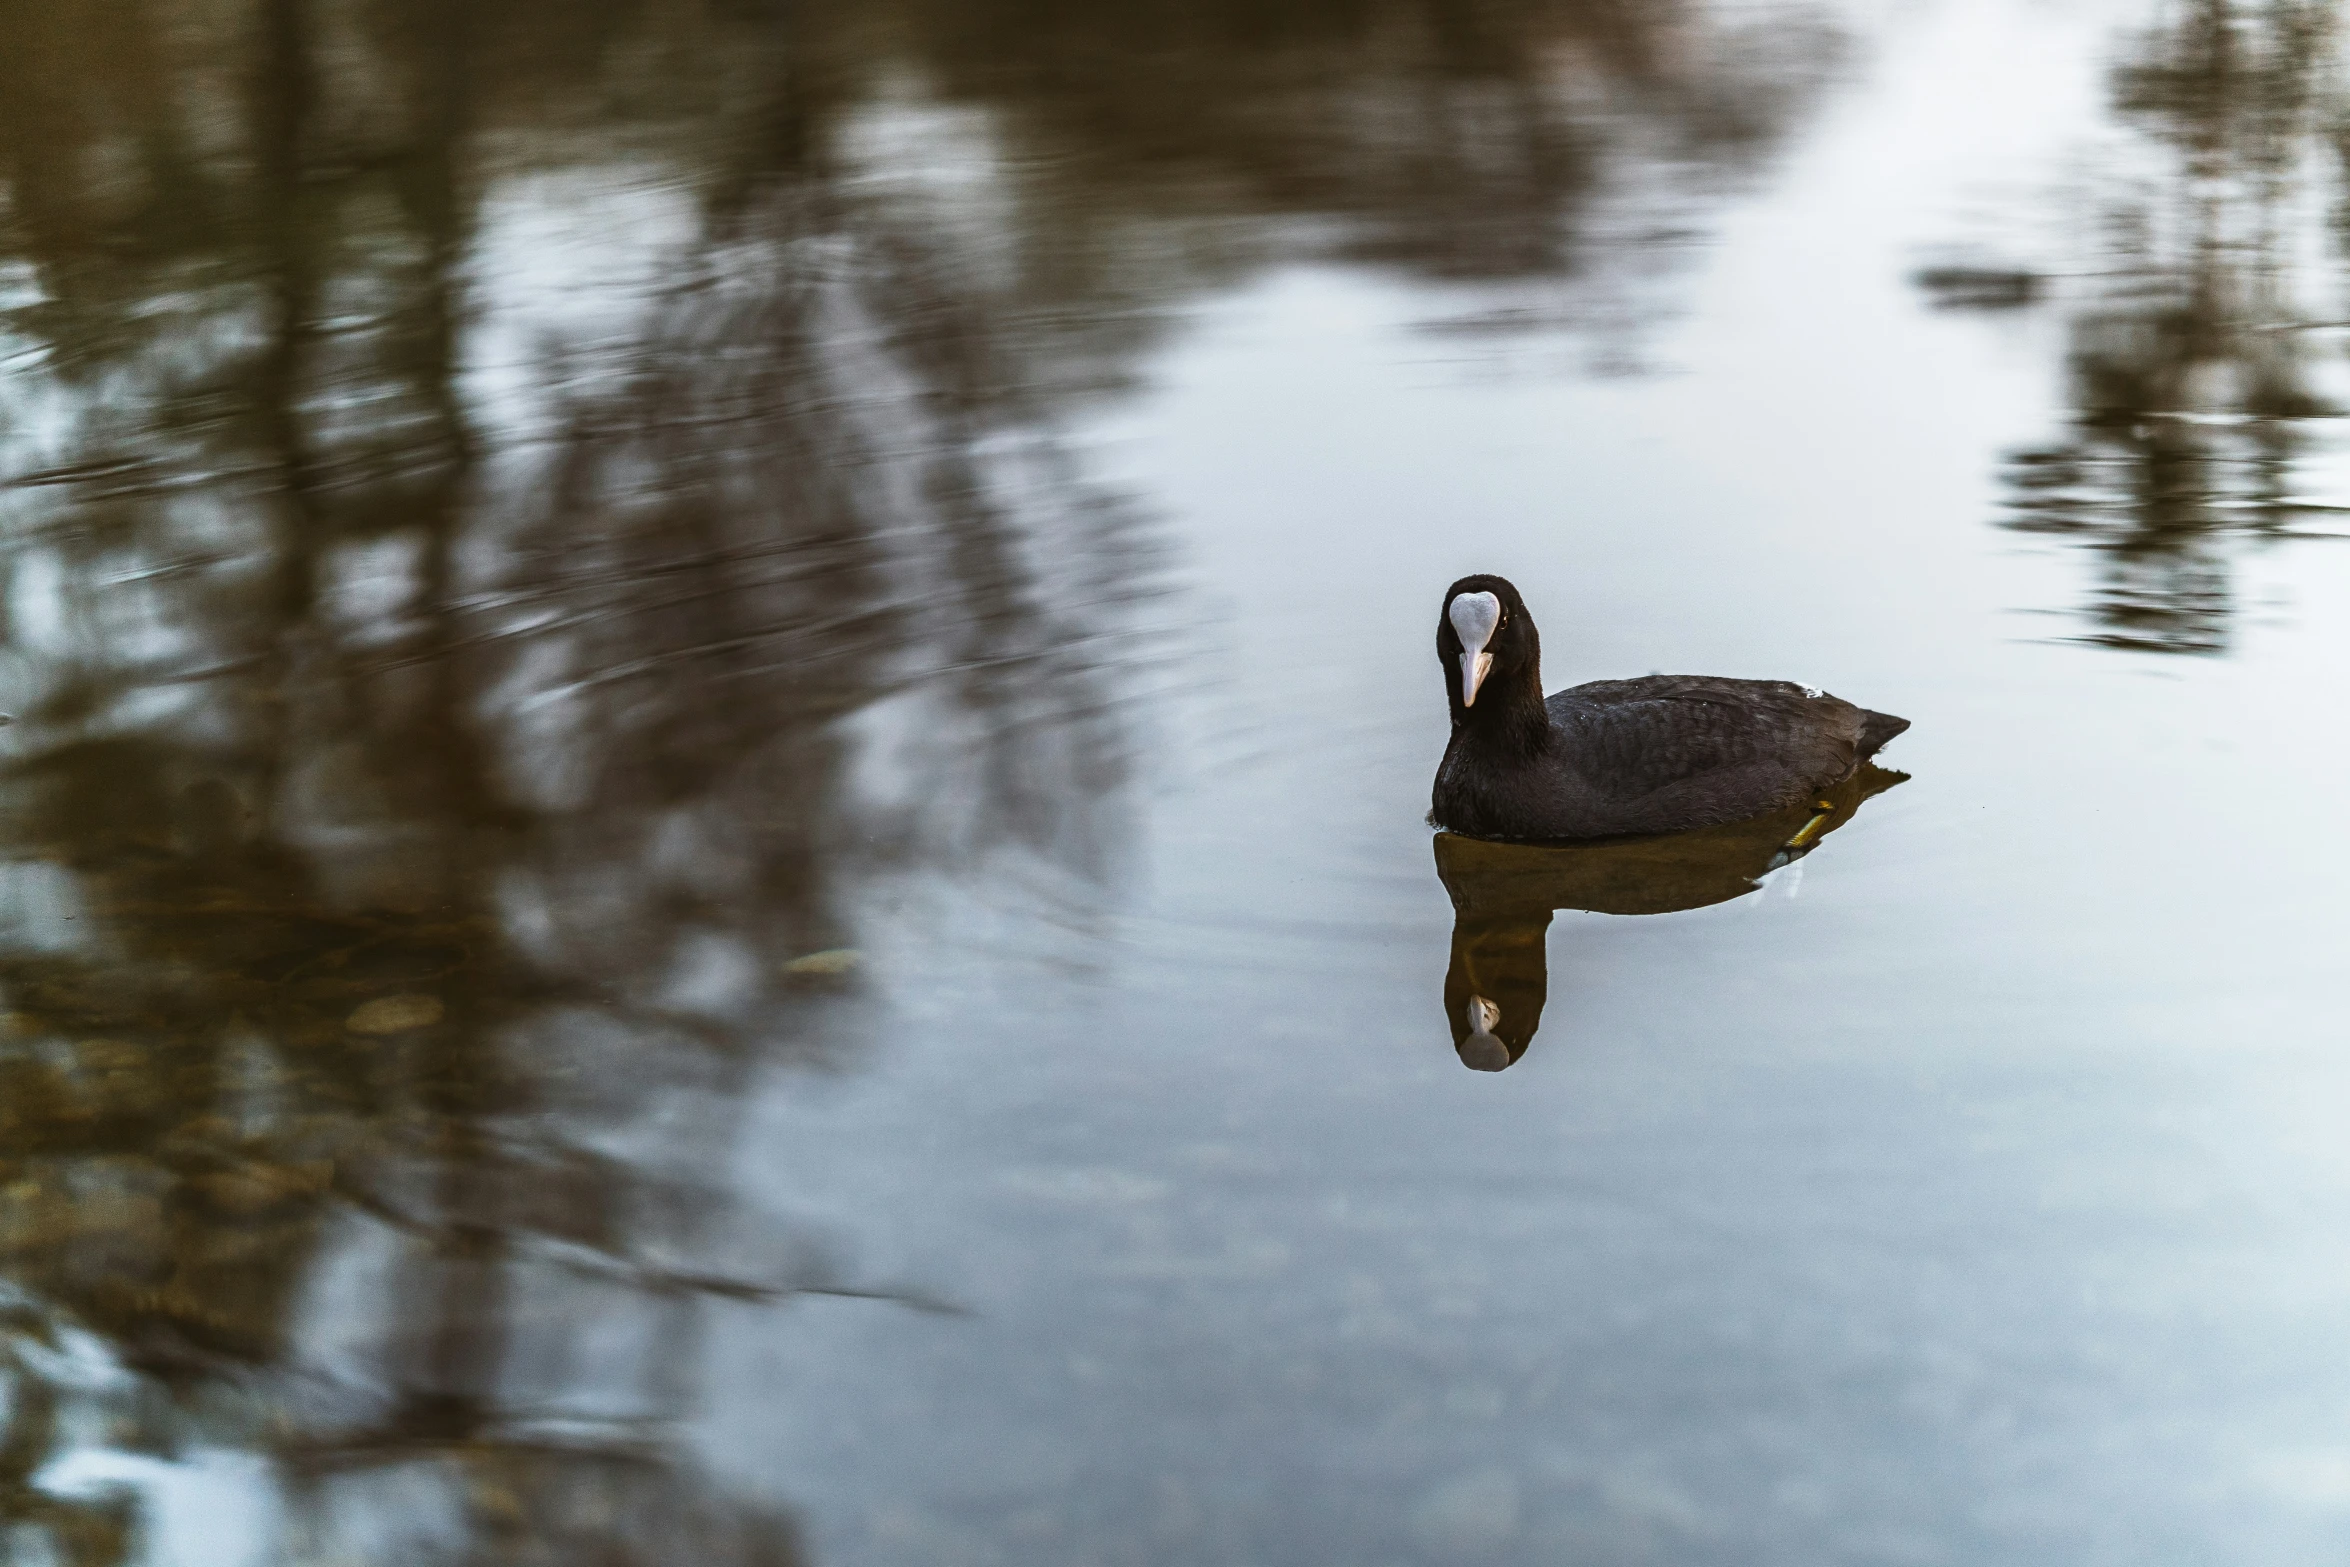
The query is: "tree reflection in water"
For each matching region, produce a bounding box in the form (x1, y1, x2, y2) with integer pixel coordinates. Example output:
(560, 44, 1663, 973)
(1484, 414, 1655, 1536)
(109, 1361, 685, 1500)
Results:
(1994, 0, 2348, 654)
(0, 0, 1839, 1559)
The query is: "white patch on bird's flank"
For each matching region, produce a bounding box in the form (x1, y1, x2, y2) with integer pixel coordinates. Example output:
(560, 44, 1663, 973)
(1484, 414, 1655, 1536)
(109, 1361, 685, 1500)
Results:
(1800, 684, 1824, 699)
(1449, 591, 1501, 652)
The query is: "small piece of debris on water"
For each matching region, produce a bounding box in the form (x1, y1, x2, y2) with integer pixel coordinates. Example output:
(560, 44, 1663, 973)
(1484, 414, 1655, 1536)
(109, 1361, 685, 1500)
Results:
(784, 948, 861, 976)
(1911, 264, 2042, 310)
(346, 994, 445, 1034)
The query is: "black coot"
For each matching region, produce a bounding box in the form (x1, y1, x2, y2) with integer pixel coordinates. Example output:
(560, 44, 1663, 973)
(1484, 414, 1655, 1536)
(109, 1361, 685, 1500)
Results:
(1433, 574, 1909, 842)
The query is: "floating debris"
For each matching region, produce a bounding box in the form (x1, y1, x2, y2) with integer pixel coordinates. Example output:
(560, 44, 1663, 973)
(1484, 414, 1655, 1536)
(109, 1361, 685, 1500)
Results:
(345, 994, 445, 1034)
(783, 948, 861, 977)
(1913, 264, 2042, 310)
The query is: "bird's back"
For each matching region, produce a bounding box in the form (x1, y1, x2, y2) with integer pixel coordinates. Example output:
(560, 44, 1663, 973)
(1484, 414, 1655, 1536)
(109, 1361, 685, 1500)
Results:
(1430, 673, 1907, 842)
(1537, 675, 1894, 837)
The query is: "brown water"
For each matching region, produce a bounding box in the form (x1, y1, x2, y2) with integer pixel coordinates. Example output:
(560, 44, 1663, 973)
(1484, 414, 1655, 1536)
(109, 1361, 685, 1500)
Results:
(4, 1, 2350, 1563)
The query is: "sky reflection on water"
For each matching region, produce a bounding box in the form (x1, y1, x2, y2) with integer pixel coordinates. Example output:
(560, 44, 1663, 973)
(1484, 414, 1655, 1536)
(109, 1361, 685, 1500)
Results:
(3, 1, 2350, 1564)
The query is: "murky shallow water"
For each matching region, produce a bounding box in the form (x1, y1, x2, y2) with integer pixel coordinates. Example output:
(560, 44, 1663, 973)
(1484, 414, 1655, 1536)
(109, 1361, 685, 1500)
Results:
(4, 1, 2350, 1562)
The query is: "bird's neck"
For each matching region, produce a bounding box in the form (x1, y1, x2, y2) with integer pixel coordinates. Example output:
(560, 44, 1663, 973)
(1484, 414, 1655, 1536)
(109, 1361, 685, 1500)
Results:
(1453, 664, 1549, 759)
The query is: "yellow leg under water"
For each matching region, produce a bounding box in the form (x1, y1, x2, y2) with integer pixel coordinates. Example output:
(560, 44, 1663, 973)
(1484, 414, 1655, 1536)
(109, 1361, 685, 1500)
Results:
(1783, 800, 1837, 851)
(1765, 801, 1837, 872)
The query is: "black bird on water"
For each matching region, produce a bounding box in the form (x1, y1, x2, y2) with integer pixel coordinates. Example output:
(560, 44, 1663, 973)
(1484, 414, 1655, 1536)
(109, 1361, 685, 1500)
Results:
(1432, 574, 1909, 842)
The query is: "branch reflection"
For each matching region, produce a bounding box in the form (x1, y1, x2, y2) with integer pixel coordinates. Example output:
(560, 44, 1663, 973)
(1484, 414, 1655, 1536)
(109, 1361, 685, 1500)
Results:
(0, 0, 1848, 1558)
(1990, 0, 2348, 654)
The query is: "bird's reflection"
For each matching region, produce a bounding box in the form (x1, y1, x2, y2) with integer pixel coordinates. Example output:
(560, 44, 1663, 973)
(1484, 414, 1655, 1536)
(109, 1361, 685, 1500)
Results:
(1436, 764, 1906, 1070)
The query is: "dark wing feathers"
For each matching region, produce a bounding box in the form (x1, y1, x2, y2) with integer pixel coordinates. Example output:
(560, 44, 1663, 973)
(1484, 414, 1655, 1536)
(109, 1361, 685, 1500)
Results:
(1432, 668, 1908, 841)
(1544, 676, 1866, 827)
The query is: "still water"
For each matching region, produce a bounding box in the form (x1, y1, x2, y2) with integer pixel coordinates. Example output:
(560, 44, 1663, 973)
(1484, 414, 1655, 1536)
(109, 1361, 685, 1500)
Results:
(3, 0, 2350, 1562)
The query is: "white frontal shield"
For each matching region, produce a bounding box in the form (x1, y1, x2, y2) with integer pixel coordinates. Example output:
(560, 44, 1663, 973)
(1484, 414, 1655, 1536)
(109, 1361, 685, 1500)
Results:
(1449, 591, 1501, 706)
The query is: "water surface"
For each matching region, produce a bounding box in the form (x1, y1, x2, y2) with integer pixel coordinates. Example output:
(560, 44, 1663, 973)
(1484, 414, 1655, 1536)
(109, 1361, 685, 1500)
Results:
(4, 1, 2350, 1563)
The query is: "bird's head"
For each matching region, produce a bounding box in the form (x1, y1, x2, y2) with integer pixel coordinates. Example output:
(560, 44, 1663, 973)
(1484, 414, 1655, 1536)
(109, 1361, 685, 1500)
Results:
(1437, 573, 1539, 720)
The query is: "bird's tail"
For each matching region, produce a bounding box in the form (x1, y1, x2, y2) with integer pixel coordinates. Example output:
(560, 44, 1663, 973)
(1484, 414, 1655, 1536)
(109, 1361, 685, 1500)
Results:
(1857, 709, 1911, 759)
